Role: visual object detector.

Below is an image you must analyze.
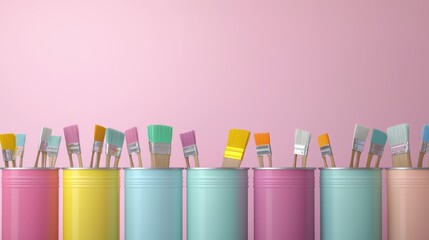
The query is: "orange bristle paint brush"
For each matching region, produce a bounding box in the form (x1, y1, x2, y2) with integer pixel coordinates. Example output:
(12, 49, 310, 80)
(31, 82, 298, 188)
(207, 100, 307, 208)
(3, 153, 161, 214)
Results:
(254, 133, 272, 167)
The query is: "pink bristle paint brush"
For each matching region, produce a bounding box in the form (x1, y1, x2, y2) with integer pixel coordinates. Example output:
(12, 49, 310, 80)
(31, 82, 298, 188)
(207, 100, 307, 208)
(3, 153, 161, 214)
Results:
(180, 130, 200, 168)
(125, 127, 143, 168)
(64, 124, 83, 167)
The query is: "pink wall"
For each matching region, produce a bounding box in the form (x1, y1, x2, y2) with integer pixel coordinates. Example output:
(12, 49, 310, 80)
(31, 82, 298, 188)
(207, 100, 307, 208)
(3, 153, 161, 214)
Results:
(1, 0, 429, 239)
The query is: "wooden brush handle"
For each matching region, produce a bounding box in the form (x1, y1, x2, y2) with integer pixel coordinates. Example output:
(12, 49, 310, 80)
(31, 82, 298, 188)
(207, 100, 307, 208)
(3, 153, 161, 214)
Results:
(375, 156, 382, 168)
(268, 155, 273, 167)
(194, 155, 200, 167)
(185, 157, 190, 168)
(42, 152, 47, 168)
(129, 155, 135, 167)
(12, 160, 16, 168)
(293, 154, 297, 168)
(418, 152, 425, 168)
(330, 155, 336, 167)
(354, 151, 362, 168)
(49, 156, 55, 168)
(96, 152, 102, 168)
(349, 150, 355, 168)
(137, 152, 143, 167)
(68, 153, 74, 168)
(366, 153, 374, 168)
(90, 152, 95, 168)
(77, 154, 83, 167)
(114, 157, 120, 168)
(258, 156, 264, 168)
(302, 155, 308, 168)
(322, 156, 328, 168)
(34, 151, 41, 168)
(5, 161, 9, 168)
(106, 155, 111, 168)
(19, 155, 24, 168)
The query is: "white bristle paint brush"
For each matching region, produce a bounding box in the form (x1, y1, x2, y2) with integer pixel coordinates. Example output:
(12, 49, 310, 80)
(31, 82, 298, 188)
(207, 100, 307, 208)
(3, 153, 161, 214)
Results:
(350, 124, 369, 168)
(387, 123, 412, 167)
(294, 129, 311, 168)
(47, 136, 61, 168)
(64, 124, 83, 167)
(34, 127, 52, 168)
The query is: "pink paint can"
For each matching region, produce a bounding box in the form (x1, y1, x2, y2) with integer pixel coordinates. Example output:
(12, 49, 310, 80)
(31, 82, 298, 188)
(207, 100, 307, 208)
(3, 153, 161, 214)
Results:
(2, 168, 59, 240)
(253, 168, 315, 240)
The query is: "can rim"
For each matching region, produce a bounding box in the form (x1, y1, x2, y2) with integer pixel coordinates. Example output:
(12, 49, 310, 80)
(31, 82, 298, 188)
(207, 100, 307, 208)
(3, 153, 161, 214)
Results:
(253, 167, 316, 170)
(1, 167, 60, 170)
(61, 167, 121, 170)
(319, 167, 383, 170)
(385, 167, 429, 170)
(186, 167, 249, 170)
(123, 167, 184, 170)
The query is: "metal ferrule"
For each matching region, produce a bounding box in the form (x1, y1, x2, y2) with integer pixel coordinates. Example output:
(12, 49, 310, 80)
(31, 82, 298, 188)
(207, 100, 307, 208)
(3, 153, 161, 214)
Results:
(183, 144, 198, 157)
(149, 142, 171, 155)
(106, 143, 122, 157)
(294, 144, 308, 156)
(38, 141, 47, 152)
(47, 146, 59, 157)
(127, 142, 141, 155)
(224, 146, 244, 160)
(421, 142, 429, 153)
(67, 143, 81, 155)
(256, 144, 272, 157)
(369, 143, 384, 157)
(320, 145, 332, 157)
(93, 141, 103, 153)
(353, 139, 365, 152)
(390, 142, 409, 155)
(16, 146, 25, 156)
(2, 150, 14, 161)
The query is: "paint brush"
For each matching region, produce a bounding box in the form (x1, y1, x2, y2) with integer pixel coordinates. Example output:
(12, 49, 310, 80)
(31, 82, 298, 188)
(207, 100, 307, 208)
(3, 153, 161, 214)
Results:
(105, 128, 125, 168)
(64, 124, 83, 167)
(148, 125, 173, 168)
(92, 125, 106, 168)
(254, 132, 272, 167)
(387, 123, 412, 167)
(180, 130, 200, 168)
(294, 129, 311, 167)
(366, 129, 387, 168)
(222, 129, 251, 168)
(0, 134, 16, 168)
(47, 136, 61, 168)
(417, 124, 429, 168)
(318, 133, 335, 167)
(15, 134, 26, 167)
(350, 124, 369, 168)
(125, 127, 143, 168)
(34, 127, 52, 168)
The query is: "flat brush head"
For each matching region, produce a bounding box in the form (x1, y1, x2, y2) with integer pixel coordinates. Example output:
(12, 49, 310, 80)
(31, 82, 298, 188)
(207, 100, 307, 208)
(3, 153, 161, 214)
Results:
(180, 131, 196, 147)
(317, 133, 330, 147)
(63, 124, 80, 144)
(125, 127, 139, 144)
(47, 136, 62, 148)
(371, 129, 387, 146)
(16, 134, 26, 147)
(106, 128, 125, 146)
(0, 134, 16, 150)
(148, 125, 173, 144)
(422, 124, 429, 143)
(353, 124, 369, 141)
(254, 133, 270, 146)
(94, 125, 106, 142)
(40, 127, 52, 142)
(387, 123, 409, 147)
(224, 129, 251, 160)
(295, 129, 311, 146)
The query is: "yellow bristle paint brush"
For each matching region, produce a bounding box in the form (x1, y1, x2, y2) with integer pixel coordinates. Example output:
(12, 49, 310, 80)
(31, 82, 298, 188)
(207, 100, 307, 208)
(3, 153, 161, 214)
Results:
(0, 134, 16, 168)
(222, 129, 251, 168)
(318, 133, 335, 167)
(92, 125, 106, 168)
(294, 129, 311, 168)
(254, 133, 272, 167)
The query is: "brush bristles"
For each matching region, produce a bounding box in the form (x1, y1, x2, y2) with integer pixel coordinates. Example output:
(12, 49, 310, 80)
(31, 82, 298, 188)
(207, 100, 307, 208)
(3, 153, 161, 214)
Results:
(317, 133, 330, 147)
(40, 127, 52, 142)
(16, 134, 26, 147)
(353, 124, 369, 141)
(125, 127, 139, 144)
(63, 125, 80, 144)
(47, 136, 62, 148)
(94, 125, 106, 142)
(106, 128, 125, 147)
(422, 125, 429, 142)
(295, 129, 310, 146)
(387, 124, 409, 146)
(180, 131, 196, 147)
(148, 125, 173, 144)
(224, 129, 251, 160)
(0, 134, 16, 150)
(371, 129, 387, 146)
(254, 133, 270, 146)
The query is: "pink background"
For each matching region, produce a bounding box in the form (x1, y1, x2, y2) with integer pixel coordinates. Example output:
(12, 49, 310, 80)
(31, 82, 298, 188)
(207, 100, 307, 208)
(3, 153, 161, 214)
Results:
(1, 0, 429, 239)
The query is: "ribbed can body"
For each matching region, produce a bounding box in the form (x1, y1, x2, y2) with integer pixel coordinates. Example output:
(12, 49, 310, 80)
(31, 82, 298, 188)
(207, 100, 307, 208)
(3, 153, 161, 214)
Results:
(254, 168, 315, 240)
(320, 168, 382, 240)
(63, 168, 120, 240)
(2, 168, 59, 240)
(387, 168, 429, 240)
(125, 168, 183, 240)
(187, 168, 248, 240)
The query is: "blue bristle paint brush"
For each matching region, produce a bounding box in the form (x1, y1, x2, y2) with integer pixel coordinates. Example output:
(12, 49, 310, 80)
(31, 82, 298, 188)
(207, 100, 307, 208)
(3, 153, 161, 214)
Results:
(418, 124, 429, 167)
(366, 129, 387, 168)
(16, 134, 26, 167)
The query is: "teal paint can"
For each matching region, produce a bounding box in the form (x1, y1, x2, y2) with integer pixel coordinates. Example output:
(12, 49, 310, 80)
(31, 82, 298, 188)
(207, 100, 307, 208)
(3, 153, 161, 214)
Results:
(320, 168, 382, 240)
(187, 168, 248, 240)
(125, 168, 183, 240)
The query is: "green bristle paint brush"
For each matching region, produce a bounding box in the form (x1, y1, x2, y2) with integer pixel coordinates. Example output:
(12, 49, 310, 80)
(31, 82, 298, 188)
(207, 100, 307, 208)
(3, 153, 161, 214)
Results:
(148, 125, 173, 168)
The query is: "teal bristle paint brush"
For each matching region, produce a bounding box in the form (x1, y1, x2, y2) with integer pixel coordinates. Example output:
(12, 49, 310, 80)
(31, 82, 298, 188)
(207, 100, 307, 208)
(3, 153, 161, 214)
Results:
(180, 130, 200, 168)
(47, 136, 61, 168)
(148, 125, 173, 168)
(35, 127, 52, 168)
(387, 123, 412, 167)
(105, 128, 125, 168)
(418, 124, 429, 168)
(366, 129, 387, 168)
(350, 124, 369, 168)
(16, 134, 26, 167)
